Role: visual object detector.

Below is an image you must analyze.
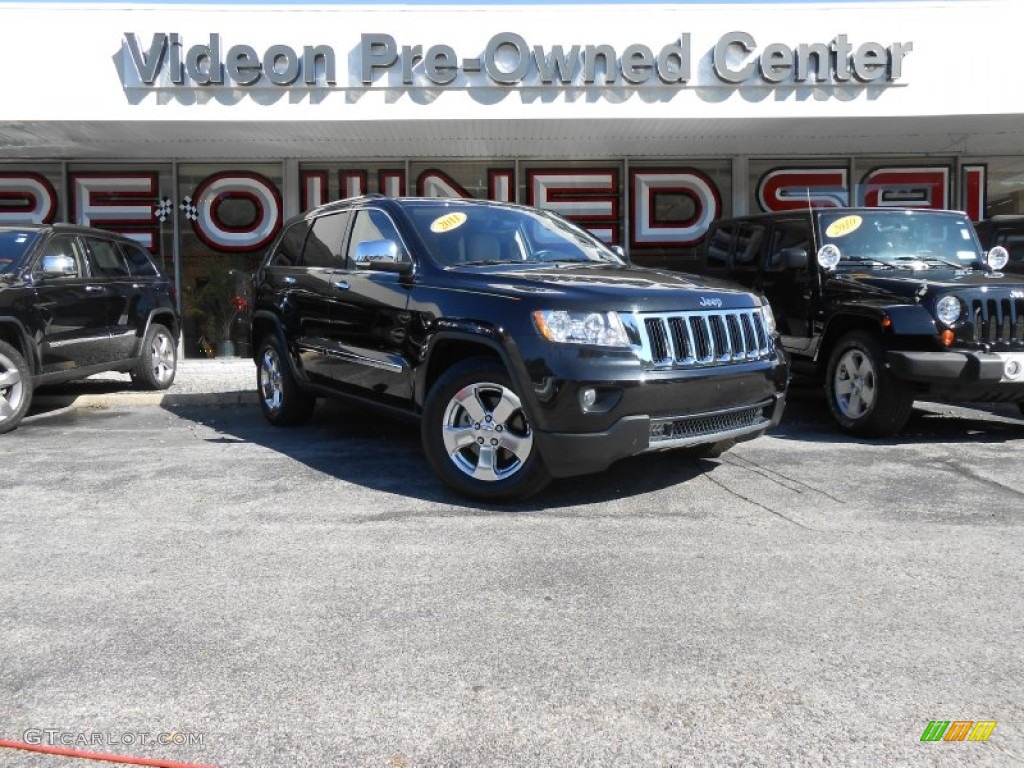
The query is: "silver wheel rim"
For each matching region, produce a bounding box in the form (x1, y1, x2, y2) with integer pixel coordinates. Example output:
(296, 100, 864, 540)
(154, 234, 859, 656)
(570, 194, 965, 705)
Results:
(259, 347, 284, 413)
(441, 381, 533, 482)
(834, 348, 877, 420)
(0, 351, 26, 425)
(149, 332, 176, 385)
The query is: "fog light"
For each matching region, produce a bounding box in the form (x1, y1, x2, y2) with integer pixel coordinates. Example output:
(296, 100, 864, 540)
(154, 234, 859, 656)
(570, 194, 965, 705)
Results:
(580, 387, 598, 409)
(1005, 360, 1022, 379)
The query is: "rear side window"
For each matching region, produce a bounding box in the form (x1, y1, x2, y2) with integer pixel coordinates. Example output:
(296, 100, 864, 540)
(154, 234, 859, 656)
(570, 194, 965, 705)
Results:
(304, 211, 351, 268)
(268, 220, 309, 267)
(84, 237, 130, 277)
(704, 224, 733, 271)
(120, 241, 158, 277)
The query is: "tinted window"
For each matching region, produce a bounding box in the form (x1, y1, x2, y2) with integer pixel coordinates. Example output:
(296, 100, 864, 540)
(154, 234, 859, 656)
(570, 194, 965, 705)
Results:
(704, 224, 733, 271)
(767, 221, 811, 271)
(0, 230, 39, 274)
(84, 238, 130, 277)
(734, 222, 767, 270)
(120, 242, 158, 277)
(304, 211, 351, 268)
(268, 220, 309, 267)
(347, 209, 405, 266)
(38, 235, 85, 279)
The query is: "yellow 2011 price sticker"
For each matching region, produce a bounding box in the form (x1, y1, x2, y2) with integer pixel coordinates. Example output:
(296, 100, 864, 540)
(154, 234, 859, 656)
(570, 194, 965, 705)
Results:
(430, 212, 467, 233)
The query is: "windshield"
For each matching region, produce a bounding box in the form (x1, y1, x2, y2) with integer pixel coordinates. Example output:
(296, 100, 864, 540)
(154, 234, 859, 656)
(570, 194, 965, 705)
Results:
(0, 230, 39, 274)
(404, 201, 625, 268)
(817, 210, 982, 266)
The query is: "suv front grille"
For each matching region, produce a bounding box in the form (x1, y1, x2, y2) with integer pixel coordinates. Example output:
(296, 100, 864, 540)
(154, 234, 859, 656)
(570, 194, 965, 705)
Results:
(636, 308, 772, 368)
(969, 298, 1024, 347)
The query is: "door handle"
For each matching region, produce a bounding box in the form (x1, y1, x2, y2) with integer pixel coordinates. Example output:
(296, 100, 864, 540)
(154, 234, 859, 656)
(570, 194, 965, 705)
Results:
(84, 285, 104, 292)
(282, 276, 297, 285)
(333, 280, 350, 290)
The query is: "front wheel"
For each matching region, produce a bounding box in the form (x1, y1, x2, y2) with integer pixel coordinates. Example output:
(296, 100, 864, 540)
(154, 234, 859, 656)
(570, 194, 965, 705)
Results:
(0, 340, 33, 435)
(825, 331, 913, 437)
(256, 335, 315, 426)
(131, 323, 177, 390)
(422, 359, 551, 502)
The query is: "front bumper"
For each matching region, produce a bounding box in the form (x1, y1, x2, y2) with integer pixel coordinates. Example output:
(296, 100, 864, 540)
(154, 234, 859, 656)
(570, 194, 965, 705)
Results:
(887, 349, 1024, 400)
(535, 394, 786, 478)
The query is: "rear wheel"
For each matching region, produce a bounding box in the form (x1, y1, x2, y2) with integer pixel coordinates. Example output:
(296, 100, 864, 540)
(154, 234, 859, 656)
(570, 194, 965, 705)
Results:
(825, 331, 913, 437)
(422, 358, 551, 502)
(131, 323, 177, 390)
(257, 335, 315, 426)
(0, 340, 33, 435)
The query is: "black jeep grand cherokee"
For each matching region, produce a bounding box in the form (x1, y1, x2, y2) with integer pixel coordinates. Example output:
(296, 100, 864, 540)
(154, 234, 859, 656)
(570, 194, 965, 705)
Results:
(702, 207, 1024, 436)
(0, 224, 179, 434)
(250, 196, 788, 501)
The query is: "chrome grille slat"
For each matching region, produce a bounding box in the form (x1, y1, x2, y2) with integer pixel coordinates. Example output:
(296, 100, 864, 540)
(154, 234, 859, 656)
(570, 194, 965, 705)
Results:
(634, 308, 773, 368)
(970, 298, 1024, 346)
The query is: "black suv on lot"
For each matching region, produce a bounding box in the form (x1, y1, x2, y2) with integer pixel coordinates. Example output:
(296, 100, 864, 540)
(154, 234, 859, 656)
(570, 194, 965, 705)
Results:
(250, 195, 789, 501)
(701, 207, 1024, 436)
(0, 224, 179, 434)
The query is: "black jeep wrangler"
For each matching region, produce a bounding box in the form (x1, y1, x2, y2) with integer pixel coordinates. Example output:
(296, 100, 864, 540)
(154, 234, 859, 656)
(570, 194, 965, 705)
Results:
(250, 196, 789, 501)
(0, 224, 179, 434)
(701, 207, 1024, 436)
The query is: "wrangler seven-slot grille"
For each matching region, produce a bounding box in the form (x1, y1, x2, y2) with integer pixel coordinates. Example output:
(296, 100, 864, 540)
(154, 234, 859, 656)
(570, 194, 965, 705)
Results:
(969, 297, 1024, 347)
(636, 308, 772, 368)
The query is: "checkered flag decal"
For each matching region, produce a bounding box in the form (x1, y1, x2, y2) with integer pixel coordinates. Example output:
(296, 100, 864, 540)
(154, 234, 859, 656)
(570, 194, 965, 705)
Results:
(180, 196, 198, 221)
(153, 197, 174, 222)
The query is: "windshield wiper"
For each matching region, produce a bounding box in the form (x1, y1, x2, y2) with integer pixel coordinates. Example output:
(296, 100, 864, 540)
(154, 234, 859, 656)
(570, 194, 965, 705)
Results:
(892, 255, 970, 270)
(838, 256, 896, 268)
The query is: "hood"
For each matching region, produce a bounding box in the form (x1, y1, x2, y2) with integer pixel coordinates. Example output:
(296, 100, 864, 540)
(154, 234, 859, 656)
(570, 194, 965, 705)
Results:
(827, 267, 1024, 303)
(446, 262, 761, 310)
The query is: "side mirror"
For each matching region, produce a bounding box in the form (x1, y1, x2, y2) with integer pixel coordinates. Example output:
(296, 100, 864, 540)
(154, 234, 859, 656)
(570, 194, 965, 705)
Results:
(353, 239, 411, 273)
(40, 254, 77, 277)
(816, 244, 842, 271)
(610, 245, 631, 265)
(778, 246, 808, 269)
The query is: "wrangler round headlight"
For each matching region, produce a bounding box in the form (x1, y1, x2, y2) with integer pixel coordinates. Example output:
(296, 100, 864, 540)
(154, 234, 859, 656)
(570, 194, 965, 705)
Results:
(936, 295, 962, 327)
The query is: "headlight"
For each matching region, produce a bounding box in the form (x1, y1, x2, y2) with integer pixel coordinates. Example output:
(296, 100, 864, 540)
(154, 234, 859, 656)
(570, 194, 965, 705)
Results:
(533, 310, 630, 347)
(761, 302, 776, 334)
(935, 295, 962, 327)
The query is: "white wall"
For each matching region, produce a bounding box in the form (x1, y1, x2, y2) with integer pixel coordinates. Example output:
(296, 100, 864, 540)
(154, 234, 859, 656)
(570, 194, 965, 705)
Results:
(0, 0, 1016, 123)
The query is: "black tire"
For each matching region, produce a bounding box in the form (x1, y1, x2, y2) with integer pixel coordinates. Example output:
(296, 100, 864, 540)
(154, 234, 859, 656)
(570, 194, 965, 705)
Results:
(825, 331, 913, 437)
(131, 323, 177, 390)
(0, 340, 33, 436)
(1018, 402, 1024, 418)
(422, 358, 551, 502)
(256, 335, 315, 426)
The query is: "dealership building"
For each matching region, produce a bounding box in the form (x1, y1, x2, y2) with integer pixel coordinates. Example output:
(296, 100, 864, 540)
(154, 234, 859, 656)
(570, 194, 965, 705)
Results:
(1, 0, 1021, 356)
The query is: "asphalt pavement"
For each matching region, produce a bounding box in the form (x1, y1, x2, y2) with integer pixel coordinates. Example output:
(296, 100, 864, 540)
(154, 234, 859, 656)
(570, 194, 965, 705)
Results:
(5, 362, 1023, 768)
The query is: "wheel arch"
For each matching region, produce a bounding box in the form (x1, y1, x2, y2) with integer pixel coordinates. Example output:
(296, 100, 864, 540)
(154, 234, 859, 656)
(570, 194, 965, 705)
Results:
(815, 313, 886, 376)
(417, 332, 516, 411)
(0, 318, 38, 374)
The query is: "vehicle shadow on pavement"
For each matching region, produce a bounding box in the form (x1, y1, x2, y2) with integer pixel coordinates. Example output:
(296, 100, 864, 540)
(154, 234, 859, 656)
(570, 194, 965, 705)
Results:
(771, 382, 1024, 445)
(165, 398, 715, 511)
